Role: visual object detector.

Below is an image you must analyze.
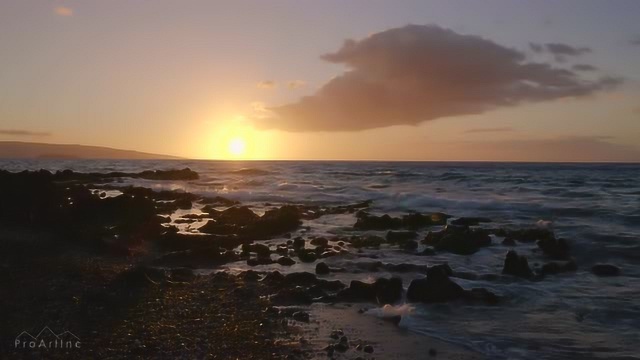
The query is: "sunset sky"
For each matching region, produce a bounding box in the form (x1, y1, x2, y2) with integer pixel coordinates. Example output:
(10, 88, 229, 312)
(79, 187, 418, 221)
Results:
(1, 0, 639, 161)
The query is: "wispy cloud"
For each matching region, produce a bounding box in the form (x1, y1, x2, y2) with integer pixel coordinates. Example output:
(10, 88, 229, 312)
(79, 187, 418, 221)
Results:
(54, 6, 73, 17)
(630, 36, 640, 46)
(464, 127, 514, 134)
(0, 129, 51, 137)
(256, 81, 276, 89)
(287, 80, 306, 89)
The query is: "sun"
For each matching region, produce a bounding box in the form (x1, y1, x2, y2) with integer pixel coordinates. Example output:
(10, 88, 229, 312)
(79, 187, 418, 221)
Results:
(228, 137, 246, 156)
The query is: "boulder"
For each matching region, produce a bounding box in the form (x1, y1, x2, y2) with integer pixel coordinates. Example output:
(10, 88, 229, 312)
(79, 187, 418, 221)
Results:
(591, 264, 620, 276)
(425, 225, 491, 255)
(537, 237, 570, 259)
(407, 264, 463, 303)
(316, 262, 330, 275)
(502, 250, 533, 278)
(337, 277, 403, 305)
(310, 237, 329, 247)
(276, 256, 296, 266)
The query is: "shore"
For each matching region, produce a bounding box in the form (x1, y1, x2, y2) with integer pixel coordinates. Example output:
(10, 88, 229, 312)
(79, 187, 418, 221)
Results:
(0, 167, 625, 359)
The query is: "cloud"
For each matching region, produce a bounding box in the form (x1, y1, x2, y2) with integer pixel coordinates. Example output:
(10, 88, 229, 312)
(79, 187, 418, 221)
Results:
(256, 81, 276, 89)
(0, 129, 51, 137)
(572, 64, 598, 72)
(260, 24, 620, 132)
(287, 80, 306, 89)
(464, 127, 514, 134)
(54, 6, 73, 16)
(542, 43, 591, 56)
(630, 36, 640, 46)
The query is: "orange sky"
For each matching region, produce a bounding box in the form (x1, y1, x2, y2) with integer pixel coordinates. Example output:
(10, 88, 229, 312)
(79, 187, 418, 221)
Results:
(0, 1, 639, 161)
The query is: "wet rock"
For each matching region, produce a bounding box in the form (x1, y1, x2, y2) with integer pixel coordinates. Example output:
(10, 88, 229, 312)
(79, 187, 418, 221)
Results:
(537, 237, 570, 259)
(292, 311, 310, 323)
(276, 256, 296, 266)
(293, 237, 306, 249)
(451, 217, 492, 226)
(401, 212, 449, 228)
(502, 237, 516, 246)
(242, 243, 271, 258)
(310, 237, 329, 247)
(334, 336, 349, 352)
(338, 277, 403, 305)
(591, 264, 620, 276)
(407, 264, 463, 303)
(424, 225, 491, 255)
(248, 205, 302, 238)
(502, 250, 533, 278)
(247, 256, 274, 266)
(297, 249, 318, 263)
(316, 262, 330, 275)
(363, 345, 374, 353)
(354, 212, 402, 230)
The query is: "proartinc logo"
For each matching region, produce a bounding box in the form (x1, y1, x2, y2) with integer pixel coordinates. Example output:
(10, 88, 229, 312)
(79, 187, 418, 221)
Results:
(14, 327, 81, 350)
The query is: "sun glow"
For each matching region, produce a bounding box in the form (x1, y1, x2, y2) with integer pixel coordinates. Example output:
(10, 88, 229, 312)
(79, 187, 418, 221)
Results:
(228, 137, 246, 156)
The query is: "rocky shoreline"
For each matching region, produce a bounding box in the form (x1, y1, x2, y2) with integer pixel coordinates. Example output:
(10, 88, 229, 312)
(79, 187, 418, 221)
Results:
(0, 168, 622, 359)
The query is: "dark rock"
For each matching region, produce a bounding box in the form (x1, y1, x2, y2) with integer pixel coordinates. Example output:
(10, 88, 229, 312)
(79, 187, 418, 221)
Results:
(316, 262, 330, 275)
(310, 237, 329, 246)
(292, 311, 310, 323)
(402, 212, 449, 228)
(293, 237, 306, 249)
(592, 264, 620, 276)
(297, 249, 318, 263)
(537, 237, 570, 259)
(354, 212, 402, 230)
(276, 256, 296, 266)
(424, 225, 491, 255)
(338, 277, 403, 305)
(502, 237, 516, 246)
(502, 250, 533, 278)
(429, 348, 437, 356)
(248, 205, 302, 238)
(407, 264, 463, 303)
(363, 345, 374, 353)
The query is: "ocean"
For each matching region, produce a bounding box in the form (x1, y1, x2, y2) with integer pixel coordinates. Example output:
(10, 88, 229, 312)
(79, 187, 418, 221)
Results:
(2, 159, 639, 359)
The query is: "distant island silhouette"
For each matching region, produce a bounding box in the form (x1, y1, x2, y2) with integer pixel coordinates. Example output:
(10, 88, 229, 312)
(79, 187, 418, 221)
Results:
(0, 141, 182, 160)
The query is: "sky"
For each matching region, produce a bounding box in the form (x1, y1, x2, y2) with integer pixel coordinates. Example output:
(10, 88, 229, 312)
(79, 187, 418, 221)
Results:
(1, 0, 639, 161)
